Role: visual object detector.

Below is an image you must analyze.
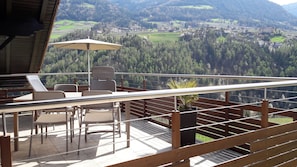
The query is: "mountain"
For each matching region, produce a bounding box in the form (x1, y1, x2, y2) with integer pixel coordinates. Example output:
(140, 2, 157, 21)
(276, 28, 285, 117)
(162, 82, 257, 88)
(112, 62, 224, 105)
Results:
(56, 0, 297, 29)
(56, 0, 134, 27)
(283, 3, 297, 17)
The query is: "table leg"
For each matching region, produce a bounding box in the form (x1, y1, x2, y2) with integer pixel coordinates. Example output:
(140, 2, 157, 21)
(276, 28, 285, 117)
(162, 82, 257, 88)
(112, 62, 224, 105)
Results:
(13, 112, 19, 151)
(125, 101, 130, 148)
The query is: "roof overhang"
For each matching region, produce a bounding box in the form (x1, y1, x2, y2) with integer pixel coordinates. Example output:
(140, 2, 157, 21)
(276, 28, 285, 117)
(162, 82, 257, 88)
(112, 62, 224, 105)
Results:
(0, 0, 60, 87)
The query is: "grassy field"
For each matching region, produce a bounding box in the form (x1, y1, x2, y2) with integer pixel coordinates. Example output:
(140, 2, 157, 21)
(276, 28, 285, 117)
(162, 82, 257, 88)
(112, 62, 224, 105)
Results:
(269, 116, 292, 124)
(138, 32, 181, 43)
(270, 36, 286, 43)
(196, 134, 213, 142)
(50, 20, 97, 40)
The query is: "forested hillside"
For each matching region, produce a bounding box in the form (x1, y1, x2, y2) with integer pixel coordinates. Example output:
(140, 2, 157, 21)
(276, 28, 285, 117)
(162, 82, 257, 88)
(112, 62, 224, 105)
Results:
(43, 0, 297, 88)
(43, 28, 297, 87)
(56, 0, 297, 29)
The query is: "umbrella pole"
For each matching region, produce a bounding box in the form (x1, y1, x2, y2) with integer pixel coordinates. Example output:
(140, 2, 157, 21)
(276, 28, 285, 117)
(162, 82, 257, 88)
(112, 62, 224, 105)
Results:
(87, 49, 90, 90)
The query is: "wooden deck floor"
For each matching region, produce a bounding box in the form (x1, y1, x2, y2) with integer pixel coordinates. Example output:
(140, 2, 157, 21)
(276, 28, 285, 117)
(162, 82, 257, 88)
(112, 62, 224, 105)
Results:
(2, 113, 242, 167)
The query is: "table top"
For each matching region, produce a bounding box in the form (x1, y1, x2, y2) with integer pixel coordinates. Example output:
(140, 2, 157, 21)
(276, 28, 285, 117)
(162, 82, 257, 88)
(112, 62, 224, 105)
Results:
(13, 92, 81, 102)
(13, 91, 127, 102)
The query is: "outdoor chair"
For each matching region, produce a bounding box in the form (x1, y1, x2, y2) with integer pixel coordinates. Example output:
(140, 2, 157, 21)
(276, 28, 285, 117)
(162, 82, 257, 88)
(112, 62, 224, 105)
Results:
(90, 79, 116, 91)
(78, 90, 120, 154)
(54, 83, 79, 138)
(29, 91, 73, 157)
(90, 79, 121, 133)
(26, 75, 48, 91)
(91, 66, 115, 80)
(54, 83, 78, 92)
(90, 66, 121, 134)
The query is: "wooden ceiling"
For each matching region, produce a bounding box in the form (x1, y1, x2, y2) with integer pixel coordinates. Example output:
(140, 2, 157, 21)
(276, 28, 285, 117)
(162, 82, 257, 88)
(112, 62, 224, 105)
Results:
(0, 0, 60, 87)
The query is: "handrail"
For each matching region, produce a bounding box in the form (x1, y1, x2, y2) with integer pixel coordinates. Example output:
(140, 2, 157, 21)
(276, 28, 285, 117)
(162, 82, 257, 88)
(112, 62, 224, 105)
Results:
(116, 72, 297, 81)
(1, 72, 297, 81)
(1, 80, 297, 113)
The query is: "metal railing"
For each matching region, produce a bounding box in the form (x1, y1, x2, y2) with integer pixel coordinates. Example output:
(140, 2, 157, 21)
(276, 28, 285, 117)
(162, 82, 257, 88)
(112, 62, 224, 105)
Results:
(1, 80, 297, 114)
(1, 73, 297, 166)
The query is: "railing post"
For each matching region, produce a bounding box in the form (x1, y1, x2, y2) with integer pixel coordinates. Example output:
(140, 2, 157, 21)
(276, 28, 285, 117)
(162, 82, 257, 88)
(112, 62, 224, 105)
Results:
(121, 75, 124, 91)
(142, 78, 147, 117)
(13, 112, 19, 151)
(125, 101, 131, 148)
(1, 113, 12, 167)
(143, 99, 147, 118)
(142, 78, 146, 90)
(1, 136, 12, 167)
(224, 92, 230, 137)
(261, 99, 269, 128)
(171, 110, 190, 166)
(171, 110, 180, 149)
(225, 92, 229, 103)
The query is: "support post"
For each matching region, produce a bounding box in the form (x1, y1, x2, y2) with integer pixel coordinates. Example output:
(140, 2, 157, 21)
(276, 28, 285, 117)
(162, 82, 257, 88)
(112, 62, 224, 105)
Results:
(225, 92, 229, 103)
(171, 110, 180, 149)
(224, 92, 230, 136)
(13, 112, 19, 151)
(142, 78, 146, 90)
(0, 136, 12, 167)
(1, 113, 12, 167)
(120, 75, 124, 91)
(171, 111, 191, 166)
(125, 101, 131, 147)
(261, 99, 269, 128)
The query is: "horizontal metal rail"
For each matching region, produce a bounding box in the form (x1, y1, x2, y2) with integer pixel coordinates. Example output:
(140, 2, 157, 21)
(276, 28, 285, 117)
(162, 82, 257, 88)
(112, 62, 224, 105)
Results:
(116, 72, 297, 81)
(1, 80, 297, 114)
(1, 72, 297, 81)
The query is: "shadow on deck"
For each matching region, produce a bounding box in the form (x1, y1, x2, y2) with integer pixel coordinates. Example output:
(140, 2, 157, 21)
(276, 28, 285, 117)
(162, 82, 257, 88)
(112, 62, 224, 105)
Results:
(1, 113, 242, 167)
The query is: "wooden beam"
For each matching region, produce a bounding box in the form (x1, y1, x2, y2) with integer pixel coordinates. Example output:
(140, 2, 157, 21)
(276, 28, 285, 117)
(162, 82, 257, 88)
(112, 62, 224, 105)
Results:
(5, 37, 11, 73)
(29, 0, 48, 72)
(29, 32, 42, 72)
(39, 0, 49, 22)
(6, 0, 12, 15)
(4, 0, 12, 73)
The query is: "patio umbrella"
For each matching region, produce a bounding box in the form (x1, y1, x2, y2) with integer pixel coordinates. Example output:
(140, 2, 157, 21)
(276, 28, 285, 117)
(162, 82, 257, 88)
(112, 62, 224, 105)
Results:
(49, 38, 122, 88)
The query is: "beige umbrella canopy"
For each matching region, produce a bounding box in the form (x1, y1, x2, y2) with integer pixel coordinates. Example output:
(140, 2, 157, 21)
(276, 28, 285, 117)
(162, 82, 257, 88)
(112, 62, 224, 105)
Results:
(49, 38, 122, 88)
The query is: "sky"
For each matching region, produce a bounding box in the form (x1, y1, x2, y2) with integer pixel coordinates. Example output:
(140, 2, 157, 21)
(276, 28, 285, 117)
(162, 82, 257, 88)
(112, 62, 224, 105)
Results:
(269, 0, 297, 5)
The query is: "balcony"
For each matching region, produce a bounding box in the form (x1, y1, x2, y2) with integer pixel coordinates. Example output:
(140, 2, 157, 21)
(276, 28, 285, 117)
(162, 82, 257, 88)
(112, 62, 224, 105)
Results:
(1, 72, 297, 166)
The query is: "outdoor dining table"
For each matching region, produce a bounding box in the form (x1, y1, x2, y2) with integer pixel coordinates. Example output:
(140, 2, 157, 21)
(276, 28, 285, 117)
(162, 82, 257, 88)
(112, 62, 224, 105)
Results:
(12, 91, 130, 151)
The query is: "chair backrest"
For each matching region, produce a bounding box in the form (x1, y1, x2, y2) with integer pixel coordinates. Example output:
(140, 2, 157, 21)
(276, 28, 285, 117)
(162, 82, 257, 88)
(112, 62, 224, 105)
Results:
(90, 80, 116, 92)
(33, 91, 66, 112)
(82, 90, 113, 109)
(54, 84, 78, 92)
(26, 75, 48, 91)
(33, 91, 65, 100)
(91, 66, 115, 80)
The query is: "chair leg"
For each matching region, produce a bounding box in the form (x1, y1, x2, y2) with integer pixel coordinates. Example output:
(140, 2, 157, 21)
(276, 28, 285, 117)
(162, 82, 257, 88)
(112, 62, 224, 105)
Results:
(70, 117, 73, 143)
(117, 108, 121, 137)
(113, 121, 115, 153)
(85, 124, 88, 142)
(66, 114, 69, 154)
(46, 126, 48, 138)
(28, 120, 34, 157)
(71, 111, 75, 139)
(41, 125, 43, 144)
(77, 122, 82, 155)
